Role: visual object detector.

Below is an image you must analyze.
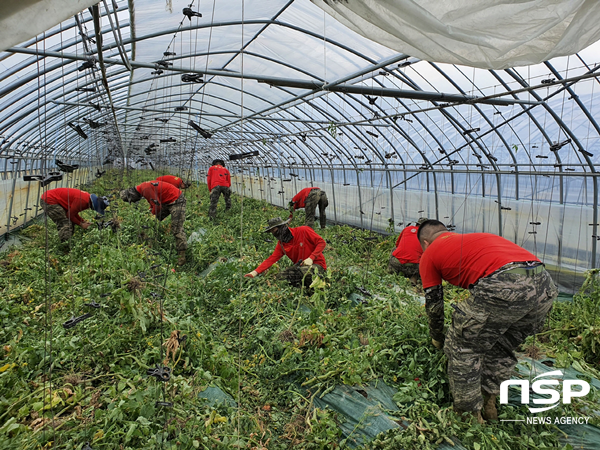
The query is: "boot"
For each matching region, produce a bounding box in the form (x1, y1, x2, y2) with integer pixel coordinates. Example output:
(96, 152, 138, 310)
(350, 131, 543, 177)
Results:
(482, 394, 498, 421)
(455, 408, 485, 425)
(177, 250, 186, 266)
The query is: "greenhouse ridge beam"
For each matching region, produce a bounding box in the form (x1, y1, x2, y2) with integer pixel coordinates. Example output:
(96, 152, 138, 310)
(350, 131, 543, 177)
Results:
(6, 46, 531, 106)
(256, 79, 534, 106)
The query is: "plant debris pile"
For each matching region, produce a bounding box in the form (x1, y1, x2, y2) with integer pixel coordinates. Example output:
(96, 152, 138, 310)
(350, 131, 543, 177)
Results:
(0, 170, 599, 449)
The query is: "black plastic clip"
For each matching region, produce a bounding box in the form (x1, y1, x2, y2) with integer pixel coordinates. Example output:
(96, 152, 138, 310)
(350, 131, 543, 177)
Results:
(356, 286, 372, 297)
(63, 313, 92, 329)
(183, 7, 202, 19)
(155, 401, 174, 408)
(147, 365, 171, 382)
(85, 301, 101, 309)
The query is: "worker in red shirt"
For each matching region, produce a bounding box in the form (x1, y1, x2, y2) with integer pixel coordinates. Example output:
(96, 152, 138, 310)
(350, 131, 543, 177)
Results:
(206, 159, 231, 219)
(289, 187, 328, 228)
(119, 181, 187, 265)
(244, 217, 327, 287)
(41, 188, 109, 245)
(417, 220, 557, 424)
(388, 217, 427, 284)
(155, 175, 190, 189)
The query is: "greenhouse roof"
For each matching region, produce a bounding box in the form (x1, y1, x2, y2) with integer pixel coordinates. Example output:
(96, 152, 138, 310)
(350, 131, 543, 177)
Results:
(1, 0, 600, 175)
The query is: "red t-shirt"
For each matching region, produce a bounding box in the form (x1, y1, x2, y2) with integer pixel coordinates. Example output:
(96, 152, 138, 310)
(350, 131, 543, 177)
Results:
(292, 187, 320, 209)
(41, 188, 90, 226)
(156, 175, 185, 189)
(136, 181, 181, 216)
(392, 225, 423, 264)
(256, 226, 327, 274)
(207, 165, 231, 191)
(419, 232, 540, 289)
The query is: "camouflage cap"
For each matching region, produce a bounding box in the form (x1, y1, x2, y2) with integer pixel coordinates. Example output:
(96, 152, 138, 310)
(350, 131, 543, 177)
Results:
(264, 217, 290, 232)
(119, 187, 142, 203)
(417, 217, 429, 225)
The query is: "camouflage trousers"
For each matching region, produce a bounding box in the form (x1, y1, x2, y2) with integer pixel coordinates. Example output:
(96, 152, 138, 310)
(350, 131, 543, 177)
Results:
(387, 256, 420, 281)
(444, 264, 557, 412)
(276, 263, 325, 288)
(157, 195, 187, 252)
(209, 185, 231, 218)
(304, 189, 328, 228)
(41, 199, 74, 243)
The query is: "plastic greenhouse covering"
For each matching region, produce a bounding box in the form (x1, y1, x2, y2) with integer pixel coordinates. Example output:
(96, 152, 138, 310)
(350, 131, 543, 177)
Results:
(1, 0, 600, 448)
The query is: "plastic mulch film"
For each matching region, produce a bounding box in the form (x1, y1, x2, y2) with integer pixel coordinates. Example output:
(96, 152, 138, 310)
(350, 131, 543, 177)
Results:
(198, 257, 237, 278)
(187, 227, 207, 245)
(198, 386, 237, 408)
(313, 380, 403, 448)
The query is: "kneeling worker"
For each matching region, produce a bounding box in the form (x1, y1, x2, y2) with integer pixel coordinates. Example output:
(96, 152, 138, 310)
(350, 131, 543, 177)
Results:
(417, 220, 558, 423)
(245, 217, 326, 287)
(120, 180, 187, 265)
(388, 217, 427, 284)
(41, 188, 109, 245)
(290, 187, 328, 228)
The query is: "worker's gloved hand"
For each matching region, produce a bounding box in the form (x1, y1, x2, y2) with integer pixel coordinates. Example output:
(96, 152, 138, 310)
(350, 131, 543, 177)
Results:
(244, 270, 258, 278)
(431, 338, 444, 350)
(81, 222, 91, 230)
(302, 258, 313, 267)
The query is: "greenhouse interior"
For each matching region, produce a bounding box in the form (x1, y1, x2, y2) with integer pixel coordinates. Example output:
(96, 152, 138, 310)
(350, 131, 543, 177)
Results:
(1, 0, 600, 448)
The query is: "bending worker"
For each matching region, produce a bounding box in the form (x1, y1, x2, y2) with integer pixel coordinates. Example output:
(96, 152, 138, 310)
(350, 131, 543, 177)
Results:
(245, 217, 326, 287)
(120, 180, 187, 265)
(388, 217, 427, 285)
(207, 159, 231, 219)
(156, 175, 190, 189)
(417, 220, 557, 424)
(41, 187, 109, 245)
(289, 186, 328, 229)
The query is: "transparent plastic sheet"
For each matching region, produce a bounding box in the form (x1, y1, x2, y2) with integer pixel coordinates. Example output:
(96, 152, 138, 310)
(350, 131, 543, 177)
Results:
(311, 0, 600, 70)
(0, 0, 99, 52)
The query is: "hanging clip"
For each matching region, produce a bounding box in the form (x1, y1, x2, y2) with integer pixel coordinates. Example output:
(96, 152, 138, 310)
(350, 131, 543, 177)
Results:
(155, 401, 174, 408)
(147, 365, 172, 382)
(356, 286, 372, 297)
(62, 313, 92, 329)
(183, 7, 202, 20)
(84, 301, 102, 309)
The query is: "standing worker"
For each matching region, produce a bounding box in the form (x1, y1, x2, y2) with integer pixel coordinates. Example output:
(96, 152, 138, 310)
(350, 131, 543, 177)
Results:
(245, 217, 326, 287)
(41, 188, 109, 247)
(207, 159, 231, 219)
(417, 220, 558, 423)
(388, 217, 427, 285)
(156, 175, 190, 189)
(119, 180, 187, 265)
(289, 186, 328, 229)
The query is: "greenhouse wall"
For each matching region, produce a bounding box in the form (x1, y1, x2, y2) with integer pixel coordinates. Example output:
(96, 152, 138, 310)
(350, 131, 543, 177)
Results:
(222, 170, 594, 293)
(0, 161, 97, 238)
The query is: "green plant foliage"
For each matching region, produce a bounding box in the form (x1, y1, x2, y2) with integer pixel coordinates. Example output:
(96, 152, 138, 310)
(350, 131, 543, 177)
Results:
(0, 169, 597, 449)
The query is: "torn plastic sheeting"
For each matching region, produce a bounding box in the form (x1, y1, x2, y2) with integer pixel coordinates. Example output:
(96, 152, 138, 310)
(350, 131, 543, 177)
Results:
(0, 235, 22, 253)
(313, 380, 468, 449)
(198, 386, 237, 408)
(187, 227, 207, 245)
(312, 380, 406, 448)
(199, 257, 237, 278)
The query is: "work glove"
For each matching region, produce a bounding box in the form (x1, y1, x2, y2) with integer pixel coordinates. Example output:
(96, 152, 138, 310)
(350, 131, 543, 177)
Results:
(302, 258, 313, 267)
(431, 338, 444, 350)
(244, 270, 258, 278)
